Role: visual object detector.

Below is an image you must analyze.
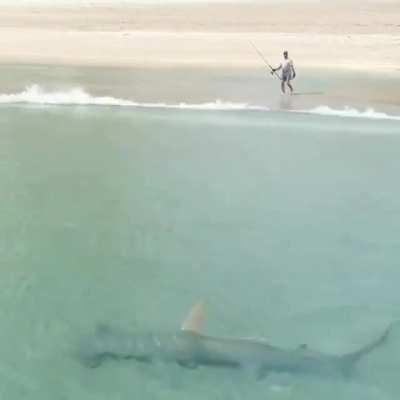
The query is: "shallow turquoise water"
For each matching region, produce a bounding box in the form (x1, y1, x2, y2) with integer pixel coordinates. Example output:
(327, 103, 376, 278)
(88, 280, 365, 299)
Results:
(1, 105, 400, 399)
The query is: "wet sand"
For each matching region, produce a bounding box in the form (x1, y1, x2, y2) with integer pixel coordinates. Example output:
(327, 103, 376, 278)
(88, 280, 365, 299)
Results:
(0, 64, 399, 113)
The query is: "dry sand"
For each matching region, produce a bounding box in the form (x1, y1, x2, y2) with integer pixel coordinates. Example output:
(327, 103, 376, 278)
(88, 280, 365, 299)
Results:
(0, 2, 399, 71)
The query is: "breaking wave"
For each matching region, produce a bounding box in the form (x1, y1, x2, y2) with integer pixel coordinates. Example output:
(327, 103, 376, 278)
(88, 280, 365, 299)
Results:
(1, 85, 400, 121)
(297, 106, 400, 121)
(0, 85, 268, 111)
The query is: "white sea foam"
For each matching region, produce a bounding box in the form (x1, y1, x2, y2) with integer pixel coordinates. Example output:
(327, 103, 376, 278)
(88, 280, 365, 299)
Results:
(0, 85, 267, 111)
(0, 85, 135, 107)
(1, 86, 400, 121)
(296, 106, 400, 121)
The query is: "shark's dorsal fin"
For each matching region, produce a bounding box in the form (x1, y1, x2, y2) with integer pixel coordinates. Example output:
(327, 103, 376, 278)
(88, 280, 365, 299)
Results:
(181, 301, 205, 333)
(299, 344, 308, 350)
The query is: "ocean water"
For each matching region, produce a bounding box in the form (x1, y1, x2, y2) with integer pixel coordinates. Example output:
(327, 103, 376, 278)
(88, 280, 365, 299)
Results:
(1, 97, 400, 399)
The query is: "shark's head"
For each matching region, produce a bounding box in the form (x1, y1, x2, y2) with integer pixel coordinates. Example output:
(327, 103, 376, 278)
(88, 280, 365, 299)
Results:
(79, 324, 157, 368)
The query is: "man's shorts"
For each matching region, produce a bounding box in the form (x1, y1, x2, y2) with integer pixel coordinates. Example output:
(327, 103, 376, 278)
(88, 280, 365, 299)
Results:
(282, 71, 293, 82)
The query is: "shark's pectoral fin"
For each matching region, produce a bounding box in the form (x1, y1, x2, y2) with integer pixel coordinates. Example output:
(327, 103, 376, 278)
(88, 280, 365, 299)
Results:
(181, 301, 206, 333)
(256, 367, 269, 381)
(81, 352, 106, 368)
(177, 360, 199, 370)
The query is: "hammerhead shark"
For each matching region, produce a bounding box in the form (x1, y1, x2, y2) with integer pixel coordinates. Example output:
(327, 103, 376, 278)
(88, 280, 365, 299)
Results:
(79, 302, 394, 379)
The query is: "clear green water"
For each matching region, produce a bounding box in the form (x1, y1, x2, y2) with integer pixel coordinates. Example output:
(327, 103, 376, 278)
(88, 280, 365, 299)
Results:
(1, 104, 400, 399)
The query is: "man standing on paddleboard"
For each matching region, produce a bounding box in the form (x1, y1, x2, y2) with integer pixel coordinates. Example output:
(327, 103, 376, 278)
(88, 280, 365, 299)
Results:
(271, 51, 296, 94)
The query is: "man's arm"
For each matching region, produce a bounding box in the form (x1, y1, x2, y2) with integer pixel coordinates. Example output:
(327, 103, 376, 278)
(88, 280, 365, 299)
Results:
(271, 64, 282, 74)
(291, 61, 296, 78)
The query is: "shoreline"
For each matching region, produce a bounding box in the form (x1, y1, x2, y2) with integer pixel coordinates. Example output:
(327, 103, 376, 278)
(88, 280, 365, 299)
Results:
(1, 64, 399, 114)
(0, 3, 399, 110)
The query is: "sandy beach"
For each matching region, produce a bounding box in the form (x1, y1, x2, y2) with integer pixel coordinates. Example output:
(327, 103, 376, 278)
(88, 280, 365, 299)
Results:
(0, 2, 399, 71)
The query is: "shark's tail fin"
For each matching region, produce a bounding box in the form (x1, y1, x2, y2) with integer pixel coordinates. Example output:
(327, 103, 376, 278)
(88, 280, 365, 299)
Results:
(340, 321, 397, 375)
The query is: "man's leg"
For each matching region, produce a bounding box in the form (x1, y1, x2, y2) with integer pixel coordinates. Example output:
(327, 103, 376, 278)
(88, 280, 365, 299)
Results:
(287, 80, 294, 93)
(281, 80, 286, 94)
(286, 80, 293, 93)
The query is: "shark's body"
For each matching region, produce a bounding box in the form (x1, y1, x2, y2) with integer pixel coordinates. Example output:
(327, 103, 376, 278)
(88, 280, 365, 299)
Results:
(80, 304, 393, 379)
